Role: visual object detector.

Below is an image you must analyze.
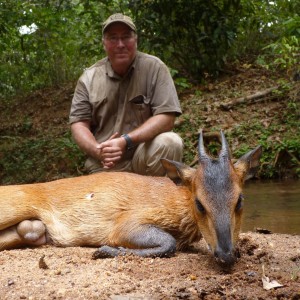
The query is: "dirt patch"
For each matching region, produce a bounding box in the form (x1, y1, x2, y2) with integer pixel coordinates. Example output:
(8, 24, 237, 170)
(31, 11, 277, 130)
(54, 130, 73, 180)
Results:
(0, 232, 299, 299)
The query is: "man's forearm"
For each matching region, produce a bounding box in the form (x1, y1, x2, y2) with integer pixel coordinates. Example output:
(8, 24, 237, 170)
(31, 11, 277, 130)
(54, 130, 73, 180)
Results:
(71, 122, 100, 159)
(127, 113, 176, 145)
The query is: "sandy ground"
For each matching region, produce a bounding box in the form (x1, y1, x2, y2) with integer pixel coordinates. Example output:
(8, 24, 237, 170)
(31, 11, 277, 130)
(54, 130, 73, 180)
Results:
(0, 232, 299, 300)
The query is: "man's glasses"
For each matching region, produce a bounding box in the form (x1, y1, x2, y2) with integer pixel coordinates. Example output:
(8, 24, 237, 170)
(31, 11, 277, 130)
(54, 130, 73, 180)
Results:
(105, 34, 135, 45)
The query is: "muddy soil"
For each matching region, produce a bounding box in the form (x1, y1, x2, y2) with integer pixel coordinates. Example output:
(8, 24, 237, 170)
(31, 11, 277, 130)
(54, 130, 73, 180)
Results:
(0, 232, 299, 300)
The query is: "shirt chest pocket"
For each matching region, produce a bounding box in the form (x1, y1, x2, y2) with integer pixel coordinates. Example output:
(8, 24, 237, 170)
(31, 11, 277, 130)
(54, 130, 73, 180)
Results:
(128, 95, 152, 125)
(90, 97, 117, 132)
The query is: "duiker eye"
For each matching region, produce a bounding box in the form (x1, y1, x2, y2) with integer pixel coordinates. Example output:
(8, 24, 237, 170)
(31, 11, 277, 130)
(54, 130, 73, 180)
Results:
(236, 194, 244, 211)
(195, 198, 205, 213)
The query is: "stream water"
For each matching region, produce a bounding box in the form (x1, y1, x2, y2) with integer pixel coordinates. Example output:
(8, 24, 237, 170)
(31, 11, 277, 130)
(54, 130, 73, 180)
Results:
(242, 180, 300, 234)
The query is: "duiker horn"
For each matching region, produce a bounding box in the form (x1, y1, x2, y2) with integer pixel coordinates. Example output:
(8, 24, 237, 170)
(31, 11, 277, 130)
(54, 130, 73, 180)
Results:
(198, 129, 209, 161)
(219, 130, 231, 160)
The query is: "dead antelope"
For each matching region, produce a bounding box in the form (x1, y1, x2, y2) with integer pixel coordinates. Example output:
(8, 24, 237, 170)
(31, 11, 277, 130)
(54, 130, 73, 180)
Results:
(0, 131, 262, 267)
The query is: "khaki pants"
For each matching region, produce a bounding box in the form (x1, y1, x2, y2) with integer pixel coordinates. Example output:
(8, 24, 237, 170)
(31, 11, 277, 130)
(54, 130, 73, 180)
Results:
(86, 132, 183, 176)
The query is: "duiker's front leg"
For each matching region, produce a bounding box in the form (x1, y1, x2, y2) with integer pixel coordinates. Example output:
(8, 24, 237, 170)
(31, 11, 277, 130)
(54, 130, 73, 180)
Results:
(93, 225, 176, 259)
(0, 220, 46, 250)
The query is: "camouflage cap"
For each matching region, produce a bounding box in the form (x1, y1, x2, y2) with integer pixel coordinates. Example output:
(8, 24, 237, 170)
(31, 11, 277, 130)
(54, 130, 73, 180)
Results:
(102, 13, 136, 34)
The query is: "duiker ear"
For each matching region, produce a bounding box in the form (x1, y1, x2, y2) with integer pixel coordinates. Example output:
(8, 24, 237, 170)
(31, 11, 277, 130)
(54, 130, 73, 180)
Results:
(234, 146, 262, 181)
(160, 158, 196, 185)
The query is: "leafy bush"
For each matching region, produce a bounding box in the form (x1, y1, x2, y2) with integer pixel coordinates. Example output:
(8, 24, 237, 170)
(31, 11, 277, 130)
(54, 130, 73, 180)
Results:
(259, 35, 299, 75)
(1, 0, 299, 98)
(0, 133, 85, 184)
(129, 0, 243, 77)
(0, 0, 107, 99)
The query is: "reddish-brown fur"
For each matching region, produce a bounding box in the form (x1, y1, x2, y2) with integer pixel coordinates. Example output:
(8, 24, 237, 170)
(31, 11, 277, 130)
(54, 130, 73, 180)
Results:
(0, 173, 198, 247)
(0, 132, 262, 266)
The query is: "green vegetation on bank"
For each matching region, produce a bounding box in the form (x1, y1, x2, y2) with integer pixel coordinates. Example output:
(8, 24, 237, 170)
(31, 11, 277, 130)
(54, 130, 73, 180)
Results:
(0, 0, 299, 184)
(176, 78, 300, 180)
(0, 74, 298, 185)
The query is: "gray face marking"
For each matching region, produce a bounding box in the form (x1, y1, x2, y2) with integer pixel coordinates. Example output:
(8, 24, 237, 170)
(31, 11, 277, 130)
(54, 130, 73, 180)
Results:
(201, 159, 234, 210)
(197, 158, 237, 258)
(195, 130, 247, 267)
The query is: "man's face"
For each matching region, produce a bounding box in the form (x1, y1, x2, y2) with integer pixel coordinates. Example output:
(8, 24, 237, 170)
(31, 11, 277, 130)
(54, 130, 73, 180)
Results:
(103, 22, 137, 74)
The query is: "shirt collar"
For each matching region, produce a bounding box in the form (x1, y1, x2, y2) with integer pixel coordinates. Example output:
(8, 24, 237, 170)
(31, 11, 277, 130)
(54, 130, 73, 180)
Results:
(105, 54, 137, 79)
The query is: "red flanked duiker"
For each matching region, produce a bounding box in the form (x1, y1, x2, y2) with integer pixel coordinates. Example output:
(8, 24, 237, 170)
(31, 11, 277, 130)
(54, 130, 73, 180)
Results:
(0, 130, 262, 268)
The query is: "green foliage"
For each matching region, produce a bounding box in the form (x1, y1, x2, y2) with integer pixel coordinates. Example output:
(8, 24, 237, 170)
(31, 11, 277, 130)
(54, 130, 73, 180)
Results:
(260, 35, 299, 73)
(229, 95, 300, 179)
(231, 1, 300, 60)
(0, 133, 85, 184)
(169, 68, 191, 92)
(251, 4, 300, 73)
(1, 0, 299, 98)
(129, 0, 243, 77)
(0, 0, 109, 99)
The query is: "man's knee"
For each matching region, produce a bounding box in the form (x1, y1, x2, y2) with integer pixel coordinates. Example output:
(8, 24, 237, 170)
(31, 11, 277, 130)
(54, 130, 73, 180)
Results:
(151, 132, 183, 160)
(132, 132, 183, 176)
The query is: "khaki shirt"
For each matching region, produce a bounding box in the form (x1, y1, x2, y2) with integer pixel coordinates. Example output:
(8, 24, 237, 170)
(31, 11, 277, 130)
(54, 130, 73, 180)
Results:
(69, 51, 182, 144)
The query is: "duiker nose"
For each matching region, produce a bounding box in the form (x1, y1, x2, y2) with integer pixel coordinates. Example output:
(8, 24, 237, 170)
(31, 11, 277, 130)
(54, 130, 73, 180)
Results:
(214, 245, 236, 267)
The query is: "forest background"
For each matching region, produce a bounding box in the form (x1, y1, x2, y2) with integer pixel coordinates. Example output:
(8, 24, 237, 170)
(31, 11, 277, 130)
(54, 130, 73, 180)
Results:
(0, 0, 299, 184)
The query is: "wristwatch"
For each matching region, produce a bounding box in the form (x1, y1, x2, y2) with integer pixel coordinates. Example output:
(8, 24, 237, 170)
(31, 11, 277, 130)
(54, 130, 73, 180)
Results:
(121, 134, 135, 150)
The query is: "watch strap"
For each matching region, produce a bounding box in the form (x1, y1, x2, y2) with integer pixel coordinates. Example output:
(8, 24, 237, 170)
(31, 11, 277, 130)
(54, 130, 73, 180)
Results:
(121, 134, 134, 150)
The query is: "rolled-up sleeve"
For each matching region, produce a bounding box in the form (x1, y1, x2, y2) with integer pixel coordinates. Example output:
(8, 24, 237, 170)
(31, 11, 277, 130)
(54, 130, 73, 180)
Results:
(69, 76, 92, 124)
(149, 63, 182, 116)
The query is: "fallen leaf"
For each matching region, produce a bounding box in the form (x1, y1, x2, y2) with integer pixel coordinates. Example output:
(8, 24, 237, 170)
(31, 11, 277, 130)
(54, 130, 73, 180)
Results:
(261, 265, 283, 290)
